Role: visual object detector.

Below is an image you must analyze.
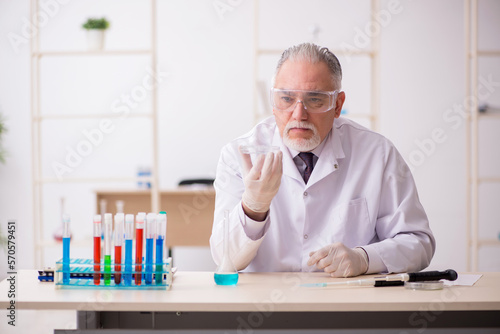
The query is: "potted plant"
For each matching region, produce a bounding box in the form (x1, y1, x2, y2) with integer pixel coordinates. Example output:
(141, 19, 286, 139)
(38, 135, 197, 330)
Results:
(82, 17, 110, 51)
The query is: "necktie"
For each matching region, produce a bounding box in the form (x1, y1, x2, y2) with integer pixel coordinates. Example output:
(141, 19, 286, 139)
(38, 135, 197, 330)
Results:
(298, 152, 315, 184)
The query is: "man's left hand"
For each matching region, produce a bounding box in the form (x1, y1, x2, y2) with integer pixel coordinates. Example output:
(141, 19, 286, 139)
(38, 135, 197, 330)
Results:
(307, 243, 368, 277)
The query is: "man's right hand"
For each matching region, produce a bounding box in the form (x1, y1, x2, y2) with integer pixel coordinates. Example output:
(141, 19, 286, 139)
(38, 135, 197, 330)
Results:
(241, 150, 283, 220)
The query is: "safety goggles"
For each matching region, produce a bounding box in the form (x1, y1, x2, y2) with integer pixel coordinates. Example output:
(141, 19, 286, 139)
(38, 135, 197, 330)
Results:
(270, 88, 339, 113)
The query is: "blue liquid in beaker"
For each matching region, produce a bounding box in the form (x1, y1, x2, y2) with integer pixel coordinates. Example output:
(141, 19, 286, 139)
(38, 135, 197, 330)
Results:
(214, 272, 239, 286)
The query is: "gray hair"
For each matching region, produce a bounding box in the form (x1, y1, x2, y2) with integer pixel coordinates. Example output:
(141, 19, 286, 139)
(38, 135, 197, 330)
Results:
(272, 43, 342, 90)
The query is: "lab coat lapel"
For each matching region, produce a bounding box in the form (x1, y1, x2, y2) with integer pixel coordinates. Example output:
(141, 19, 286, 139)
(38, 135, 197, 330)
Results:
(306, 127, 345, 187)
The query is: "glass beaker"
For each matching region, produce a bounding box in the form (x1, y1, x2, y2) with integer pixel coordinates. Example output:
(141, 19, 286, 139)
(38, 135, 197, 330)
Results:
(237, 145, 281, 178)
(214, 210, 239, 286)
(232, 121, 281, 178)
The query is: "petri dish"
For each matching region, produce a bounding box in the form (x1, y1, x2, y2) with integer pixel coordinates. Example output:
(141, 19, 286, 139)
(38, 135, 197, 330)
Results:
(404, 281, 444, 290)
(239, 145, 280, 155)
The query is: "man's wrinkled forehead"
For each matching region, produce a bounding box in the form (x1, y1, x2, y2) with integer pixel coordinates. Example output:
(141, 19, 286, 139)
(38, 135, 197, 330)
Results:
(274, 60, 335, 91)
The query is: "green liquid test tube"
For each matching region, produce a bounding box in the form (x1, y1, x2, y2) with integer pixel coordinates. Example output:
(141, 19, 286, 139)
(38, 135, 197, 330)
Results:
(104, 213, 112, 285)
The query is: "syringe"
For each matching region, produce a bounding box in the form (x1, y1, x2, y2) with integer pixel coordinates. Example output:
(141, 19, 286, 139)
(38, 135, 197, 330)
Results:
(103, 213, 112, 286)
(114, 213, 124, 285)
(300, 270, 458, 288)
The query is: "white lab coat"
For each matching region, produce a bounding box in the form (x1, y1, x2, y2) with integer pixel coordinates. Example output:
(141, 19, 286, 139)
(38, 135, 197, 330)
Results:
(210, 116, 435, 274)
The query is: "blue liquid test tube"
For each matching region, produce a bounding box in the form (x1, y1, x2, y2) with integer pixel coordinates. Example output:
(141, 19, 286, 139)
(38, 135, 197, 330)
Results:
(156, 212, 167, 284)
(62, 214, 71, 284)
(145, 213, 156, 285)
(124, 214, 134, 286)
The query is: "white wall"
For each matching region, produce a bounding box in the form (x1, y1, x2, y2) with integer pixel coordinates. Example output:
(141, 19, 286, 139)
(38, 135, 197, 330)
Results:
(0, 0, 34, 276)
(380, 1, 468, 272)
(379, 0, 500, 272)
(0, 0, 499, 275)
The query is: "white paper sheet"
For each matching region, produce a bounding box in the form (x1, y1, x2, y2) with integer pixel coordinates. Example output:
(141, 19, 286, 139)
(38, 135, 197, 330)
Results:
(443, 274, 482, 286)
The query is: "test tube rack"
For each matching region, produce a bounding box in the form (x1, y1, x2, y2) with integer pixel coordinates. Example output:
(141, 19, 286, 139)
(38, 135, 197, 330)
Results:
(54, 257, 173, 290)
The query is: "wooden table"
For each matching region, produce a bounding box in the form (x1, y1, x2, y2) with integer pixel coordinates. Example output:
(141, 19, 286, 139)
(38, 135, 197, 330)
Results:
(0, 271, 499, 332)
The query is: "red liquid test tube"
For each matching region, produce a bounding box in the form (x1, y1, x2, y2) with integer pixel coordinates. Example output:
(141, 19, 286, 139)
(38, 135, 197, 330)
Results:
(93, 215, 102, 285)
(114, 213, 124, 284)
(135, 213, 145, 285)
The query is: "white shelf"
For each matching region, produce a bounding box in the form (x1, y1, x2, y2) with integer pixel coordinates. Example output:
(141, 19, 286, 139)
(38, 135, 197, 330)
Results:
(468, 50, 500, 57)
(478, 113, 500, 120)
(34, 112, 153, 121)
(31, 0, 160, 268)
(468, 177, 500, 183)
(257, 48, 374, 57)
(465, 0, 500, 271)
(465, 113, 500, 120)
(33, 49, 152, 57)
(479, 177, 500, 183)
(37, 176, 153, 184)
(478, 239, 500, 247)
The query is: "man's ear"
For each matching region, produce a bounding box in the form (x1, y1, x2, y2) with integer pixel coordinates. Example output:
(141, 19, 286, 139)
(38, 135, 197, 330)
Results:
(334, 91, 346, 118)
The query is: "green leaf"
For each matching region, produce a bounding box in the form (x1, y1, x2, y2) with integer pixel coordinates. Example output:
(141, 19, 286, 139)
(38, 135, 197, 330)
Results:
(82, 17, 110, 30)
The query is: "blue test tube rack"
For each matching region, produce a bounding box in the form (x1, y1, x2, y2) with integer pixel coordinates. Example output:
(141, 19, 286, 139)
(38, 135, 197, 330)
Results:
(54, 257, 173, 290)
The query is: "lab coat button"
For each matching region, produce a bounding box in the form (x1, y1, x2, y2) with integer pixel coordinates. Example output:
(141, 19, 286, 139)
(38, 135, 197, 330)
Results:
(304, 234, 308, 239)
(303, 192, 308, 197)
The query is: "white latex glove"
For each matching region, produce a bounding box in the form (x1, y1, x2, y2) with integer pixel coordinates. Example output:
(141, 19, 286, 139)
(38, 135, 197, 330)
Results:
(240, 149, 283, 213)
(307, 243, 369, 278)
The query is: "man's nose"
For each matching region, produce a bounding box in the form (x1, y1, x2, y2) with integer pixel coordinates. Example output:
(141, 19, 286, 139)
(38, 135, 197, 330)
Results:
(291, 100, 308, 120)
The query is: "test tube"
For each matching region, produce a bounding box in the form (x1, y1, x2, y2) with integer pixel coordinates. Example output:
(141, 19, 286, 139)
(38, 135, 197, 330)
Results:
(104, 213, 112, 285)
(62, 214, 71, 284)
(145, 213, 156, 285)
(114, 213, 124, 285)
(156, 212, 166, 284)
(93, 215, 101, 285)
(135, 212, 145, 285)
(124, 214, 134, 286)
(116, 200, 124, 214)
(100, 199, 107, 223)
